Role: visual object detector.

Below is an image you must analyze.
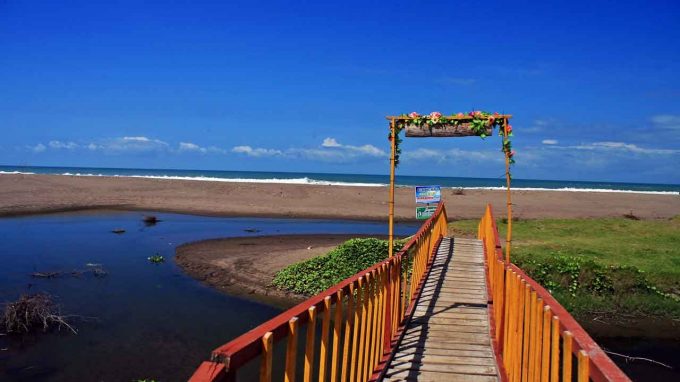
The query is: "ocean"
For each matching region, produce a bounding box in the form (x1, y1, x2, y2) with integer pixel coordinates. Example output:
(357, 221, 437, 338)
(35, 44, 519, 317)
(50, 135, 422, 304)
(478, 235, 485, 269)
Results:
(1, 165, 678, 195)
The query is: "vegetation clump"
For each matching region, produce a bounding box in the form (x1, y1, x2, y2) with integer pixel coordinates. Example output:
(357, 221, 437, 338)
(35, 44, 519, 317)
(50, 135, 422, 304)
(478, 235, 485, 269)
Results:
(273, 238, 404, 296)
(148, 254, 165, 264)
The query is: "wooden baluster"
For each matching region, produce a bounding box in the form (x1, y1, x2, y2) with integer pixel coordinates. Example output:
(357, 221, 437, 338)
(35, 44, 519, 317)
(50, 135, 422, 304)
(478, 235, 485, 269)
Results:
(550, 316, 559, 382)
(284, 317, 299, 382)
(349, 278, 363, 382)
(521, 286, 531, 382)
(541, 306, 551, 382)
(357, 273, 371, 381)
(259, 332, 273, 382)
(330, 290, 343, 382)
(318, 296, 331, 382)
(341, 283, 355, 382)
(532, 298, 544, 382)
(563, 331, 573, 382)
(577, 350, 589, 382)
(303, 306, 317, 382)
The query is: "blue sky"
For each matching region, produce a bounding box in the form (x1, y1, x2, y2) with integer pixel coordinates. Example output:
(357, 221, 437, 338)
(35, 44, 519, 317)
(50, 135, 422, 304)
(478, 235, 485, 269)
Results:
(2, 0, 679, 184)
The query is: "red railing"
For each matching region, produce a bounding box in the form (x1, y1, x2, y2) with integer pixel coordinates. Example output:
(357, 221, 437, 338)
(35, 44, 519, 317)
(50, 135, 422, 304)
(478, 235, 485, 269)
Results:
(189, 204, 448, 382)
(479, 204, 631, 382)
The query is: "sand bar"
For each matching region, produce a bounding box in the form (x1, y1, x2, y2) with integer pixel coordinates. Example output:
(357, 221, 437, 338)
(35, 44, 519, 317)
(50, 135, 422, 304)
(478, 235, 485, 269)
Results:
(1, 173, 678, 219)
(176, 234, 390, 307)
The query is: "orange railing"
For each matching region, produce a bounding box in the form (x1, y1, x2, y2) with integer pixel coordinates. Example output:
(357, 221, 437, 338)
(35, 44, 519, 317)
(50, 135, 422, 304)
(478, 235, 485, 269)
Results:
(479, 204, 630, 382)
(190, 204, 448, 382)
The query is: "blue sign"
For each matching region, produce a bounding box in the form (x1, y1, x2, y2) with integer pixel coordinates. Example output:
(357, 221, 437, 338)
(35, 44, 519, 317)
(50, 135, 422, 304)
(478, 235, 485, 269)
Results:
(415, 185, 441, 204)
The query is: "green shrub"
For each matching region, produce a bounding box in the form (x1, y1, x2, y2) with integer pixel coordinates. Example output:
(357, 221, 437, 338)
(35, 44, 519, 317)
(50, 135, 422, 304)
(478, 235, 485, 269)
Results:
(513, 252, 680, 318)
(273, 238, 404, 296)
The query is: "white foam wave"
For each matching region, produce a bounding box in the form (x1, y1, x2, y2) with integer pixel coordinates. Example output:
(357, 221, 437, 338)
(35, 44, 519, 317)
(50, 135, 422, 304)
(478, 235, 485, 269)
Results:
(457, 186, 679, 195)
(1, 171, 677, 195)
(0, 170, 35, 175)
(58, 172, 386, 187)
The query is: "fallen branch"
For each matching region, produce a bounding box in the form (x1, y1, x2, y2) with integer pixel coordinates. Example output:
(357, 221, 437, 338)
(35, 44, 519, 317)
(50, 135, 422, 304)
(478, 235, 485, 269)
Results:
(604, 350, 673, 369)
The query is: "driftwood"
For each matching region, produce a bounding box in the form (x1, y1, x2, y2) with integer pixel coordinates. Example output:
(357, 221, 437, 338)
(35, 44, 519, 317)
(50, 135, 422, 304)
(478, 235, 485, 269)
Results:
(405, 122, 492, 137)
(143, 215, 160, 225)
(31, 265, 107, 279)
(31, 271, 62, 278)
(1, 293, 77, 334)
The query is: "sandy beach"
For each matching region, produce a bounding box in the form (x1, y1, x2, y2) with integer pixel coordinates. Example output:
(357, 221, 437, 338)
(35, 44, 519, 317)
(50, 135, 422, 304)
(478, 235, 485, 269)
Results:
(1, 173, 678, 220)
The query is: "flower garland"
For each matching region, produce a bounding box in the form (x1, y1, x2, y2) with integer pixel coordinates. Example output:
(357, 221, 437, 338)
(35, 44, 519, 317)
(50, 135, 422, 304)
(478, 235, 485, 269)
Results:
(390, 111, 515, 177)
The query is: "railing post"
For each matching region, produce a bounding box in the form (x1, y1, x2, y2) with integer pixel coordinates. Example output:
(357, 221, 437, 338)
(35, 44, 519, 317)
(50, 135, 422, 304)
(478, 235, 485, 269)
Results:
(383, 261, 393, 358)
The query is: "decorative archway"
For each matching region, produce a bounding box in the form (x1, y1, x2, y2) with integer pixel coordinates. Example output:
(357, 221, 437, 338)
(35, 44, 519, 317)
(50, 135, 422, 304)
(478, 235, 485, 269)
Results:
(386, 111, 515, 262)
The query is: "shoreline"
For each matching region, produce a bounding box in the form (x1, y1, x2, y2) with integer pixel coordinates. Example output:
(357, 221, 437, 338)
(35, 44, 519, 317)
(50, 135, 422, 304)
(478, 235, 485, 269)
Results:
(2, 170, 678, 196)
(1, 173, 679, 220)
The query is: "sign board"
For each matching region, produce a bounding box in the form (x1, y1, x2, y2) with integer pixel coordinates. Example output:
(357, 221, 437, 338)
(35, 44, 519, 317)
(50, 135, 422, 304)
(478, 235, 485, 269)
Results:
(416, 205, 438, 220)
(415, 185, 441, 204)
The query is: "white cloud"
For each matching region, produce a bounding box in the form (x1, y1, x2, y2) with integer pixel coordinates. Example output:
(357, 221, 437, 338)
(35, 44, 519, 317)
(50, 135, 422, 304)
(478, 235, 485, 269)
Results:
(542, 139, 558, 145)
(288, 138, 387, 162)
(122, 136, 151, 142)
(403, 148, 503, 163)
(539, 140, 679, 159)
(31, 143, 46, 153)
(569, 141, 678, 155)
(321, 138, 341, 147)
(24, 136, 170, 154)
(178, 142, 207, 153)
(231, 145, 283, 157)
(650, 115, 680, 131)
(48, 140, 78, 149)
(101, 136, 169, 153)
(317, 138, 386, 157)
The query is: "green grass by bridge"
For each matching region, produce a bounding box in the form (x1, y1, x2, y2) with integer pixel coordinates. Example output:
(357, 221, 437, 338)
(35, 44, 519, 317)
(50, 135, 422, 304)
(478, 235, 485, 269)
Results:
(450, 216, 680, 320)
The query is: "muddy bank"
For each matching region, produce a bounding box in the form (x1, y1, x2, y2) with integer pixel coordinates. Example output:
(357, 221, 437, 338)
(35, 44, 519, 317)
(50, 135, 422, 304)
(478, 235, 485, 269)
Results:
(175, 234, 389, 308)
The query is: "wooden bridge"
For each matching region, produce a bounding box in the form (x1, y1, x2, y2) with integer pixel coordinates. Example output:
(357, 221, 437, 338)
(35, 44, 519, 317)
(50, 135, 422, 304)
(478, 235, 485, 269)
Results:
(189, 204, 630, 382)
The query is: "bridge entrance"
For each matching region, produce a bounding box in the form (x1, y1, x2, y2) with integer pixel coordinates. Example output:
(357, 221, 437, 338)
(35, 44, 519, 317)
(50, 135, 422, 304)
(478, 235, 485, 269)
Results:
(385, 111, 514, 263)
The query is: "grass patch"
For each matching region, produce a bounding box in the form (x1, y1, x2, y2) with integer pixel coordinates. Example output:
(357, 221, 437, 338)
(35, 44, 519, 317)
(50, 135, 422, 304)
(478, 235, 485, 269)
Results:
(273, 238, 404, 296)
(449, 216, 680, 319)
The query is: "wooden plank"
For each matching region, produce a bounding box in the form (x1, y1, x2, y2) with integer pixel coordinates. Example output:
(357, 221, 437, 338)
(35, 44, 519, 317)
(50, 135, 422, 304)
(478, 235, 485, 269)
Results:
(387, 362, 498, 376)
(394, 341, 494, 353)
(384, 370, 498, 382)
(391, 353, 496, 366)
(391, 347, 494, 358)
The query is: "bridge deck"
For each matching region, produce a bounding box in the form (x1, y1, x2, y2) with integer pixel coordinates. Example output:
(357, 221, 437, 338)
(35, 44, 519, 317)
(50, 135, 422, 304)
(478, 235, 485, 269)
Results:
(384, 237, 500, 382)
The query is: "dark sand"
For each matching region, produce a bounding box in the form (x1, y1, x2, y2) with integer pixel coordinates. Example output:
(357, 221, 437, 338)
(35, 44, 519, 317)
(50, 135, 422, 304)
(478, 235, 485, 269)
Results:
(1, 173, 678, 220)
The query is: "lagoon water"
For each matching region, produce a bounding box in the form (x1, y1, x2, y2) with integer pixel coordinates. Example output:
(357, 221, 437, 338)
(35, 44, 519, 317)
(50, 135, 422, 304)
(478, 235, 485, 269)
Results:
(0, 212, 418, 381)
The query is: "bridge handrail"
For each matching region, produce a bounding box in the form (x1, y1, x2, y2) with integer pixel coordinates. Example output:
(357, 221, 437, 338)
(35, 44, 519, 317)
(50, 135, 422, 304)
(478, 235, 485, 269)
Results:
(479, 204, 631, 382)
(189, 203, 448, 381)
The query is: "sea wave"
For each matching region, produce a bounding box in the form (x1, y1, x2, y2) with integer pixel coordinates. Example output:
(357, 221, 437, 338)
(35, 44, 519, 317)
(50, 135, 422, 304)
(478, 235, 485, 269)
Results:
(459, 186, 679, 196)
(0, 170, 35, 175)
(1, 171, 678, 195)
(58, 172, 386, 187)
